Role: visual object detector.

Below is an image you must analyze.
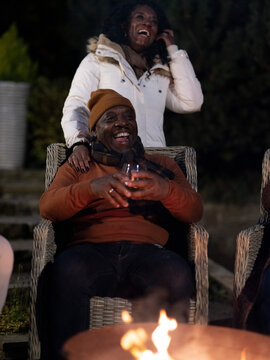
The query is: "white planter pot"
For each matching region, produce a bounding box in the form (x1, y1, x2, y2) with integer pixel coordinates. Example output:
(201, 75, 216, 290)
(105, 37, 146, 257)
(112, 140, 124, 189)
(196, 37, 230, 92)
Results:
(0, 81, 30, 169)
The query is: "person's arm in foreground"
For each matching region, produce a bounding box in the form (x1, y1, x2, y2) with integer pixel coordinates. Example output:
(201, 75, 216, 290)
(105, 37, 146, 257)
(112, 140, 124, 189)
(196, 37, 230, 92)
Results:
(0, 235, 14, 313)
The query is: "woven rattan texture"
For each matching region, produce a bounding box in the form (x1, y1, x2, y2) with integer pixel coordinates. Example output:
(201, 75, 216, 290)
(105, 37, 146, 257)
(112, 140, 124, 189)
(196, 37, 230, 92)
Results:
(260, 148, 270, 224)
(234, 148, 270, 300)
(90, 297, 132, 329)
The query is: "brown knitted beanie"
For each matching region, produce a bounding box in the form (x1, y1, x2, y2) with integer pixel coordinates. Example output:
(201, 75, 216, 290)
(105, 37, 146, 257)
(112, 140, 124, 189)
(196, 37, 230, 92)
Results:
(88, 89, 135, 130)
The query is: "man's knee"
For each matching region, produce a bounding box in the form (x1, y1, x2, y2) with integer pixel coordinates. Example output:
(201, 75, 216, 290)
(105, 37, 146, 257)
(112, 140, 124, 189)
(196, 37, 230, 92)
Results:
(51, 247, 96, 292)
(51, 245, 116, 295)
(156, 251, 194, 294)
(134, 248, 194, 302)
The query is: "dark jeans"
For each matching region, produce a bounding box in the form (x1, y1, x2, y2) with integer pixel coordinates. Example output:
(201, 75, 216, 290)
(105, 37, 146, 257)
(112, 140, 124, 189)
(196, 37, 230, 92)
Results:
(44, 241, 194, 359)
(256, 266, 270, 334)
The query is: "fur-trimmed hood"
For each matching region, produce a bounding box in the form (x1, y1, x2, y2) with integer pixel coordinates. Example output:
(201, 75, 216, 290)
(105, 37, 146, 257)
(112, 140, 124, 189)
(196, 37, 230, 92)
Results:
(87, 34, 172, 81)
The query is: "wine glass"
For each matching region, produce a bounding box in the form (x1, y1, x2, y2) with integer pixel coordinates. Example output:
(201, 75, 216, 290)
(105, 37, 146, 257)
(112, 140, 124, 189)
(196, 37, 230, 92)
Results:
(122, 163, 141, 191)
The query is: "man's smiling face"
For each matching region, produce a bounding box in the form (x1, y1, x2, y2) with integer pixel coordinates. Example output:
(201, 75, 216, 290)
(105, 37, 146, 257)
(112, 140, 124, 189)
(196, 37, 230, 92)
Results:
(92, 105, 137, 153)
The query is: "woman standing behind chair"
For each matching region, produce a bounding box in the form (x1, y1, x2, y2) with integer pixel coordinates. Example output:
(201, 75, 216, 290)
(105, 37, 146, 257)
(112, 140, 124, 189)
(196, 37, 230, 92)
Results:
(62, 0, 203, 172)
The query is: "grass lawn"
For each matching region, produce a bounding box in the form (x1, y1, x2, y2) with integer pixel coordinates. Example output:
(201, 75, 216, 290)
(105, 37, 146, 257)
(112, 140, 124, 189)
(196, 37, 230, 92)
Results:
(0, 287, 29, 335)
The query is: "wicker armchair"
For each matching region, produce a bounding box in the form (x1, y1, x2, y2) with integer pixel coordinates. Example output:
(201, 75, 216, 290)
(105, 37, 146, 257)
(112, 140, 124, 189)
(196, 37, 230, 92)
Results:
(234, 149, 270, 301)
(29, 143, 209, 360)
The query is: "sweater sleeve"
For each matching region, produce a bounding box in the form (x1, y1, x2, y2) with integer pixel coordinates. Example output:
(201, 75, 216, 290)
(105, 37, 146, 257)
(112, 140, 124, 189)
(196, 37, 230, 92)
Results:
(39, 162, 97, 222)
(61, 53, 100, 148)
(150, 154, 203, 223)
(165, 47, 204, 114)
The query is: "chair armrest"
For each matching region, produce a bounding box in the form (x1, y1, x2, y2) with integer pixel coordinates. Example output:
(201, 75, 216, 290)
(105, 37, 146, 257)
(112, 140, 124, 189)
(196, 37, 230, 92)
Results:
(29, 219, 56, 360)
(145, 146, 198, 191)
(233, 224, 265, 299)
(260, 148, 270, 223)
(45, 143, 67, 189)
(32, 219, 56, 270)
(30, 218, 56, 315)
(189, 223, 209, 324)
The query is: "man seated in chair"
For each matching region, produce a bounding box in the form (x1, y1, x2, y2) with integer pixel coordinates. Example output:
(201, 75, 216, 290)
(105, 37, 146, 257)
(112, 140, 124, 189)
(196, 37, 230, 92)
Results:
(39, 89, 203, 359)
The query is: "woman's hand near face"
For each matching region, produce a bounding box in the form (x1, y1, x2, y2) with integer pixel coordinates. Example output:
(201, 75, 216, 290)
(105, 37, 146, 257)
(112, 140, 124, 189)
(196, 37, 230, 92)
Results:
(90, 173, 132, 208)
(156, 29, 175, 47)
(68, 146, 91, 173)
(125, 170, 170, 201)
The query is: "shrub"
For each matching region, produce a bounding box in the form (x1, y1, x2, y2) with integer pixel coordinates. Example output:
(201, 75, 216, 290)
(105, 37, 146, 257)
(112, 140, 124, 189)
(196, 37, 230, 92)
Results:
(0, 23, 37, 82)
(26, 76, 69, 167)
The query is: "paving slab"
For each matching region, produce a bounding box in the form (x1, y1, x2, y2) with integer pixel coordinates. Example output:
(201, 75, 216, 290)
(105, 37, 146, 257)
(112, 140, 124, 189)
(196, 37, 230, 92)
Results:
(0, 334, 28, 360)
(0, 215, 41, 239)
(9, 239, 33, 252)
(0, 197, 40, 216)
(208, 258, 233, 293)
(9, 272, 30, 289)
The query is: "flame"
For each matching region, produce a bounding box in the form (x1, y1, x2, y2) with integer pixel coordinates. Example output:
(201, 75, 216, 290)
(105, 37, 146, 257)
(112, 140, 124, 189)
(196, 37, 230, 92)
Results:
(151, 310, 177, 359)
(122, 310, 133, 324)
(241, 348, 247, 360)
(120, 310, 177, 360)
(121, 328, 148, 359)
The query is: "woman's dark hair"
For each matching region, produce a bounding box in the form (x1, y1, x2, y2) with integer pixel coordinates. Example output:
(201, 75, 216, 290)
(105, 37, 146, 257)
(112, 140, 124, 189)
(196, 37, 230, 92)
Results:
(102, 0, 172, 68)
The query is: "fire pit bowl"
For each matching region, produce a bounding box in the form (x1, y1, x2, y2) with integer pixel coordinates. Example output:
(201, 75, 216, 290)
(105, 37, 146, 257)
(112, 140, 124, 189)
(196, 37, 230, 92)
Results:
(63, 323, 270, 360)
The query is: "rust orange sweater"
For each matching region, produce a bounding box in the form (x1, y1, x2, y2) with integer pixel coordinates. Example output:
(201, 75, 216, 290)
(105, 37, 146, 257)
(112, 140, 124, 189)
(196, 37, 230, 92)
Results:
(40, 153, 203, 246)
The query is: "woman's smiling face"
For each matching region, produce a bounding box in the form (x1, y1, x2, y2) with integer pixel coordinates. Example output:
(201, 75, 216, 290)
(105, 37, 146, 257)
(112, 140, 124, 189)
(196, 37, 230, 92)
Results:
(127, 5, 158, 53)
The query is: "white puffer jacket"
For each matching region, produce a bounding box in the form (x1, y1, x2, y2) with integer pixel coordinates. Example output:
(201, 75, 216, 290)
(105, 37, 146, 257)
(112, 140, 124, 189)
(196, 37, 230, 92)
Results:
(61, 36, 203, 147)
